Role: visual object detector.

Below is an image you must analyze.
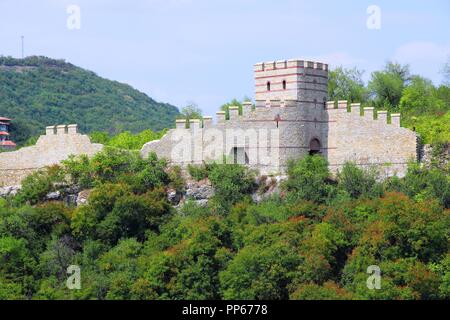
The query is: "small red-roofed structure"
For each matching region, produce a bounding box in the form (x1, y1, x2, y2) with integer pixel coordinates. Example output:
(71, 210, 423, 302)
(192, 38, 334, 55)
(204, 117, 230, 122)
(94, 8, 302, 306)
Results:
(0, 117, 16, 150)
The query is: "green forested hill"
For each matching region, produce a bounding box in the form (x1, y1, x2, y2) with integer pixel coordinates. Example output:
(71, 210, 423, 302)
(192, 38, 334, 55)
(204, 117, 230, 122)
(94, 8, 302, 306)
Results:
(0, 56, 179, 145)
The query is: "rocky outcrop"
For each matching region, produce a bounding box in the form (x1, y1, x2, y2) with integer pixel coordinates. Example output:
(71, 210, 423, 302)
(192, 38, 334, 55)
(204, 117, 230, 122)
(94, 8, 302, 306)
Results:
(45, 191, 61, 201)
(166, 178, 214, 207)
(76, 189, 92, 206)
(421, 143, 450, 169)
(0, 183, 94, 208)
(165, 175, 287, 208)
(185, 179, 214, 201)
(0, 185, 21, 198)
(252, 175, 286, 203)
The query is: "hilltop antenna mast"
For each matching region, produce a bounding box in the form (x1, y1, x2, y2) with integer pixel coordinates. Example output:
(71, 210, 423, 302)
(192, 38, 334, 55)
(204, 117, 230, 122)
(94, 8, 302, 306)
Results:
(21, 35, 24, 58)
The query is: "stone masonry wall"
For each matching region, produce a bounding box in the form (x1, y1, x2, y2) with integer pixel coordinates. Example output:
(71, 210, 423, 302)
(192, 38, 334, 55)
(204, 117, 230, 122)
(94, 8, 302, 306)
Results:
(0, 59, 418, 185)
(326, 102, 417, 177)
(142, 59, 333, 176)
(0, 124, 103, 186)
(141, 104, 286, 175)
(142, 59, 418, 178)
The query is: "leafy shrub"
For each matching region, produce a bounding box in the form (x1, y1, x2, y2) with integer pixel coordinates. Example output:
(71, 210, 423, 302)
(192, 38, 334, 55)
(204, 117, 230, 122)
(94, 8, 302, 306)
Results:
(208, 164, 256, 214)
(63, 148, 168, 193)
(168, 166, 185, 193)
(187, 164, 210, 181)
(107, 130, 166, 150)
(63, 155, 94, 189)
(71, 183, 171, 245)
(337, 162, 383, 199)
(284, 155, 336, 204)
(14, 165, 65, 205)
(401, 162, 450, 208)
(290, 281, 353, 300)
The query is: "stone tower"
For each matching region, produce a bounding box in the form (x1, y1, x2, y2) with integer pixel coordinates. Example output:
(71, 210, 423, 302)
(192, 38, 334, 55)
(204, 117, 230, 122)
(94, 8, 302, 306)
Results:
(254, 59, 330, 166)
(254, 59, 328, 104)
(141, 58, 417, 177)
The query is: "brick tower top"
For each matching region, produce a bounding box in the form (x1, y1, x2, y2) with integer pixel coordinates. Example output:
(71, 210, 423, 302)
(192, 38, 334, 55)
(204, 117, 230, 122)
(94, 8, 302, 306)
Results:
(254, 59, 329, 106)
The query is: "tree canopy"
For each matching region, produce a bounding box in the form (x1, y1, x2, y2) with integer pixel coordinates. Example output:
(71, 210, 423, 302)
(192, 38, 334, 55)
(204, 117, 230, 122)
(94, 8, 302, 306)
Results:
(0, 151, 448, 300)
(0, 56, 179, 146)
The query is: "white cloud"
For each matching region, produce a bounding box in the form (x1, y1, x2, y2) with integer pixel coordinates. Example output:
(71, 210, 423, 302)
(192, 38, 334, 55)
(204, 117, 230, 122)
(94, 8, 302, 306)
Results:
(393, 41, 450, 83)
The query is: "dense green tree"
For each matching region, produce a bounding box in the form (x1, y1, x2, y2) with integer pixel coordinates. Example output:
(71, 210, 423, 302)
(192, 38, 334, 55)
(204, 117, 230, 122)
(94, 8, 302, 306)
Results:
(328, 67, 368, 103)
(284, 155, 335, 204)
(138, 215, 230, 299)
(208, 164, 256, 214)
(220, 221, 304, 300)
(399, 76, 446, 115)
(290, 281, 353, 300)
(177, 102, 203, 127)
(0, 236, 36, 297)
(14, 165, 65, 205)
(400, 162, 450, 208)
(97, 238, 143, 300)
(337, 162, 383, 199)
(219, 244, 298, 299)
(368, 61, 411, 110)
(96, 189, 170, 244)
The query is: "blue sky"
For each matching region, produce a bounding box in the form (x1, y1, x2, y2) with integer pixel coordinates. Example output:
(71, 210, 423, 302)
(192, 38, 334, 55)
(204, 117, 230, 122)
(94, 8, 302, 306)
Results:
(1, 0, 449, 116)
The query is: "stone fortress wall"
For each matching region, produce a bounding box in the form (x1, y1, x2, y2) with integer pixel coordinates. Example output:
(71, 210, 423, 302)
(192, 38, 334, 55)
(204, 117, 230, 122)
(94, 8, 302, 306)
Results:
(0, 58, 418, 187)
(0, 124, 103, 186)
(142, 59, 418, 177)
(326, 101, 418, 177)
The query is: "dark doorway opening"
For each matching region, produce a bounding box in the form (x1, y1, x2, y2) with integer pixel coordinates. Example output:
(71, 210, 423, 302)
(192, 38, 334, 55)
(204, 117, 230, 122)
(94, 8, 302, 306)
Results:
(309, 138, 321, 155)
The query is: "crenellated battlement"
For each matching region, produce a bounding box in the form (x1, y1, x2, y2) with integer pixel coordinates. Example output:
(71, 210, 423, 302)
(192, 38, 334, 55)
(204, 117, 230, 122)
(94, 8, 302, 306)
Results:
(326, 100, 403, 127)
(46, 124, 79, 135)
(0, 124, 103, 186)
(254, 58, 329, 103)
(254, 59, 329, 72)
(172, 98, 406, 129)
(0, 58, 420, 188)
(143, 59, 417, 178)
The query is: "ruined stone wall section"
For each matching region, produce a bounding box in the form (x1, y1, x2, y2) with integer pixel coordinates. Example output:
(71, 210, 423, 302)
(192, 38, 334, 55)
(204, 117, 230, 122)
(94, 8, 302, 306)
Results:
(141, 101, 290, 175)
(0, 60, 419, 186)
(326, 102, 417, 177)
(0, 124, 103, 186)
(142, 98, 418, 177)
(141, 58, 418, 178)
